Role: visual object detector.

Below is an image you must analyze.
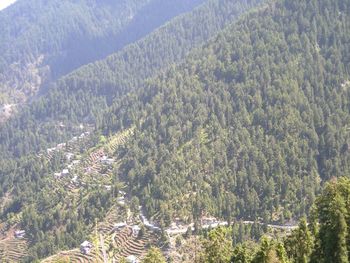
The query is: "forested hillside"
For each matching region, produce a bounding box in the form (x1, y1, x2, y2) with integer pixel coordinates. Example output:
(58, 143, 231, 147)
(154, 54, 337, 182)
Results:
(0, 0, 349, 261)
(198, 177, 350, 263)
(101, 0, 350, 224)
(0, 0, 205, 105)
(0, 0, 262, 157)
(0, 0, 265, 260)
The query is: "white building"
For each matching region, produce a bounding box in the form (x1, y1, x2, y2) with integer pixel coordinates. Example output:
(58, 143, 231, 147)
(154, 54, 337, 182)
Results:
(54, 172, 62, 179)
(132, 225, 141, 236)
(62, 169, 69, 176)
(72, 160, 81, 166)
(100, 156, 115, 165)
(117, 196, 125, 206)
(14, 230, 25, 239)
(80, 241, 93, 254)
(114, 222, 127, 230)
(66, 152, 74, 161)
(126, 255, 138, 263)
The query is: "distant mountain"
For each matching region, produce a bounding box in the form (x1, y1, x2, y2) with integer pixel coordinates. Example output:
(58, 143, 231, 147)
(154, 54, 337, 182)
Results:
(0, 0, 205, 106)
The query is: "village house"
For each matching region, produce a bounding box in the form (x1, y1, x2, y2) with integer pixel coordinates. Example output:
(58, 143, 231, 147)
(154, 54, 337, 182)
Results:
(85, 167, 93, 173)
(54, 169, 70, 179)
(72, 160, 80, 166)
(80, 240, 93, 254)
(56, 143, 66, 150)
(65, 152, 74, 161)
(100, 156, 115, 165)
(71, 176, 78, 184)
(61, 169, 69, 176)
(54, 172, 62, 179)
(117, 196, 125, 206)
(114, 222, 127, 231)
(132, 225, 141, 236)
(126, 255, 138, 263)
(14, 230, 26, 239)
(47, 147, 56, 154)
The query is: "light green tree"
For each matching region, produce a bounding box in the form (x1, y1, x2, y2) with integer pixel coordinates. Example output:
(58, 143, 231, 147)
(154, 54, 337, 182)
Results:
(203, 227, 233, 263)
(142, 247, 166, 263)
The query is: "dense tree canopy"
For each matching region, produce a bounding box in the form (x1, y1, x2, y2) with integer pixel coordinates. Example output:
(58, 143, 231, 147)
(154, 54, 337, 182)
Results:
(0, 0, 264, 260)
(100, 0, 350, 224)
(203, 177, 350, 263)
(0, 0, 349, 260)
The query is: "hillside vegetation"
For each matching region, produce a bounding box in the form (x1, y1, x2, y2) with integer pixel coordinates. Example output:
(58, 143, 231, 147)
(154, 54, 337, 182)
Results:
(0, 0, 265, 260)
(0, 0, 349, 261)
(0, 0, 262, 157)
(196, 177, 350, 263)
(101, 0, 350, 223)
(0, 0, 206, 104)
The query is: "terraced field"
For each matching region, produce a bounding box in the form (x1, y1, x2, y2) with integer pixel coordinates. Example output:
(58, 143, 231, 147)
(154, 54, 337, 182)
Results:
(105, 127, 135, 154)
(0, 236, 28, 262)
(42, 248, 104, 263)
(0, 223, 8, 238)
(112, 226, 161, 261)
(40, 127, 165, 262)
(97, 205, 127, 235)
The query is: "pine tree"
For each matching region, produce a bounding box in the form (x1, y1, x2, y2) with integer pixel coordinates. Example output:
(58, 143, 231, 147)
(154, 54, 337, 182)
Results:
(142, 247, 166, 263)
(203, 227, 233, 263)
(314, 179, 349, 263)
(284, 218, 313, 263)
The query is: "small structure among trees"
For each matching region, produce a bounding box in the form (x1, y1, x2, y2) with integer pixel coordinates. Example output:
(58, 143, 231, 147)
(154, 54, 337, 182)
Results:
(80, 240, 93, 254)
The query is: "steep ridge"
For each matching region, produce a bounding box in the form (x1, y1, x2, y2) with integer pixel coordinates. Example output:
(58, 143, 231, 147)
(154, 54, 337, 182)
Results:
(0, 0, 206, 106)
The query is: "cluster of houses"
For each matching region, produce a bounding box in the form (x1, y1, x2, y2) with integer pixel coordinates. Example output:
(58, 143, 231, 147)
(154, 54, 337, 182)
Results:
(164, 216, 229, 236)
(46, 131, 90, 157)
(113, 222, 141, 236)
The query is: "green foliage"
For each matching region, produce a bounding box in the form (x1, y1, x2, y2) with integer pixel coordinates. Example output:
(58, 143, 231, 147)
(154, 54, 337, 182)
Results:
(252, 237, 272, 263)
(0, 0, 206, 78)
(142, 247, 166, 263)
(234, 177, 350, 263)
(284, 218, 313, 263)
(0, 1, 263, 260)
(312, 178, 350, 263)
(0, 0, 261, 159)
(203, 227, 233, 263)
(102, 0, 350, 223)
(0, 0, 350, 261)
(232, 243, 255, 263)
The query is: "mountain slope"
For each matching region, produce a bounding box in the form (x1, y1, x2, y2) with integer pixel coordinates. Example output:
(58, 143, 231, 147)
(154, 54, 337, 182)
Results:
(0, 0, 205, 106)
(0, 0, 263, 158)
(0, 0, 264, 260)
(101, 0, 350, 223)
